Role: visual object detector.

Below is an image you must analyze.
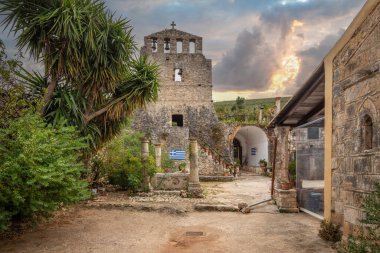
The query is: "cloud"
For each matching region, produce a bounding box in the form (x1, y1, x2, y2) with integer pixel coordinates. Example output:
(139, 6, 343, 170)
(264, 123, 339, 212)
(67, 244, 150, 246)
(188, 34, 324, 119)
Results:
(212, 0, 365, 97)
(213, 27, 278, 92)
(285, 29, 345, 93)
(0, 0, 366, 100)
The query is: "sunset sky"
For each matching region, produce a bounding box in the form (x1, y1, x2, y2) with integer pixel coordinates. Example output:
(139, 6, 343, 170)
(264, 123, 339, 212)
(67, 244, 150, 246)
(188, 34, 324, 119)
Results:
(1, 0, 366, 101)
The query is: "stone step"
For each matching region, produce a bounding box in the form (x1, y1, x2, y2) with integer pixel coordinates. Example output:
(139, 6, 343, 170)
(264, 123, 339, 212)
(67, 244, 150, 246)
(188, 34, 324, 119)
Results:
(84, 202, 188, 214)
(199, 175, 234, 182)
(152, 190, 181, 196)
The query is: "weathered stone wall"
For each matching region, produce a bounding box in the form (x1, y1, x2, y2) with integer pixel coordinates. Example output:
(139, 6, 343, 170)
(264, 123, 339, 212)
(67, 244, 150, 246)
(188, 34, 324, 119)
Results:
(133, 28, 222, 154)
(151, 173, 188, 190)
(331, 3, 380, 237)
(198, 148, 225, 175)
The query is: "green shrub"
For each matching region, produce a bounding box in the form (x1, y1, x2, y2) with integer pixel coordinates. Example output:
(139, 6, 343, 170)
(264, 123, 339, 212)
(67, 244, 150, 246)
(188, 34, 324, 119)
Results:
(288, 160, 296, 181)
(101, 131, 156, 191)
(319, 220, 342, 242)
(345, 184, 380, 253)
(161, 152, 176, 172)
(0, 114, 90, 232)
(259, 159, 267, 166)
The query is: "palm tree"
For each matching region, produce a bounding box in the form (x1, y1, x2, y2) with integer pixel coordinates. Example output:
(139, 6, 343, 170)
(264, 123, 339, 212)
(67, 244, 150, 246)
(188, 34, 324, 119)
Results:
(1, 0, 159, 150)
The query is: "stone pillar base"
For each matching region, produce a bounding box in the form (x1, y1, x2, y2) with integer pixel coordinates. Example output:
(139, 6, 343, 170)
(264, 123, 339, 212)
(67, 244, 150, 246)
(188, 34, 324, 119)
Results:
(274, 188, 298, 213)
(188, 182, 203, 198)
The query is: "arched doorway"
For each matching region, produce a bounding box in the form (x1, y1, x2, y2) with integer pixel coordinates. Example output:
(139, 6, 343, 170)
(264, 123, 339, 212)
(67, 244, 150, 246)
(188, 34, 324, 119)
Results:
(232, 126, 269, 171)
(233, 138, 242, 165)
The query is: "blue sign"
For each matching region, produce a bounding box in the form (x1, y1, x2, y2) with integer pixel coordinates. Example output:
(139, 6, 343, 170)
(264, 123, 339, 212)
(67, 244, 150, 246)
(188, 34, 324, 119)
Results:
(170, 149, 186, 160)
(251, 148, 257, 156)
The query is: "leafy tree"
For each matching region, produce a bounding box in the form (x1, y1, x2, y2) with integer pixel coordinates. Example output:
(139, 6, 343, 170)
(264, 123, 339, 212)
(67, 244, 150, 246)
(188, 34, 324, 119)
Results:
(0, 0, 159, 150)
(100, 130, 156, 191)
(0, 39, 34, 128)
(236, 96, 245, 110)
(0, 113, 89, 232)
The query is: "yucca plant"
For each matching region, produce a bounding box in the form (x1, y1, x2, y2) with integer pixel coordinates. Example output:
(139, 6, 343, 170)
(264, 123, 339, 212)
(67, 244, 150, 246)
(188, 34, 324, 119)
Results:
(1, 0, 160, 151)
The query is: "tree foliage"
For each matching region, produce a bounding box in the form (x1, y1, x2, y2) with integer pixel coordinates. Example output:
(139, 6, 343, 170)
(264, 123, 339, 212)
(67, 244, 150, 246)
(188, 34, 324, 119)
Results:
(0, 39, 35, 128)
(0, 0, 160, 151)
(99, 130, 156, 191)
(215, 96, 277, 125)
(0, 114, 90, 232)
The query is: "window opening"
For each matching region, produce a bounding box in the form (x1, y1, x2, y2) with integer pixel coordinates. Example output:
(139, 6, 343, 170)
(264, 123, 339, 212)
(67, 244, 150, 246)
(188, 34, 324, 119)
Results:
(172, 115, 183, 127)
(174, 68, 182, 82)
(151, 38, 157, 52)
(363, 115, 373, 150)
(307, 127, 319, 140)
(164, 38, 170, 53)
(176, 40, 183, 53)
(189, 40, 195, 53)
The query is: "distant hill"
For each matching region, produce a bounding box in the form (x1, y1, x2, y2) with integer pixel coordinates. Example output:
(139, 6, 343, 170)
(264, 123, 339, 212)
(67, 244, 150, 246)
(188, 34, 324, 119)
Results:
(214, 97, 291, 109)
(213, 97, 292, 125)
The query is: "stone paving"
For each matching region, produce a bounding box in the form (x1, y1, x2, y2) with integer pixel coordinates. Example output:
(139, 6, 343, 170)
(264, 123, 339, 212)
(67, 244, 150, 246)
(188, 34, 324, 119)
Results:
(0, 172, 336, 253)
(86, 172, 277, 213)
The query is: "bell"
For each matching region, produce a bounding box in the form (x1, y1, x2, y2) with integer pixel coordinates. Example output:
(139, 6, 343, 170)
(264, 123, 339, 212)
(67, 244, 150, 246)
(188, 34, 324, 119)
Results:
(164, 40, 170, 51)
(152, 39, 157, 50)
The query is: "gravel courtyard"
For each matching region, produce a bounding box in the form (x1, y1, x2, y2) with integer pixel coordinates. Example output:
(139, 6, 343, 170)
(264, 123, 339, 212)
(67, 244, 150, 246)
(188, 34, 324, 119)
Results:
(0, 174, 336, 253)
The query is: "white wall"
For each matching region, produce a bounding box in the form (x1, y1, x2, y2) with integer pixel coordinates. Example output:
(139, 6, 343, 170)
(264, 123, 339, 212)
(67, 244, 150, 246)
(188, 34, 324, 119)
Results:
(235, 126, 268, 166)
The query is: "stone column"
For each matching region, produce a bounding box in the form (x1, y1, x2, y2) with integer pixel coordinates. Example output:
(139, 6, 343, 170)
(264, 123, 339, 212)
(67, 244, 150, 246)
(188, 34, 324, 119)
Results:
(154, 143, 162, 170)
(188, 138, 202, 197)
(275, 97, 281, 114)
(274, 126, 291, 189)
(273, 126, 298, 213)
(259, 107, 263, 122)
(141, 137, 150, 192)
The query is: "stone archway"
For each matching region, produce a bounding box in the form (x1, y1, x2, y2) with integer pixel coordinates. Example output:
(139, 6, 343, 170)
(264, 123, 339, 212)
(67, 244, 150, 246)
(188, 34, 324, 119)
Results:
(231, 125, 269, 172)
(233, 138, 243, 165)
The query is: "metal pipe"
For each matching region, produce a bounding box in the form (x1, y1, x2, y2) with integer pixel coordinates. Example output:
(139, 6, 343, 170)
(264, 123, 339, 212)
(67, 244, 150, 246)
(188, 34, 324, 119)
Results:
(248, 198, 272, 208)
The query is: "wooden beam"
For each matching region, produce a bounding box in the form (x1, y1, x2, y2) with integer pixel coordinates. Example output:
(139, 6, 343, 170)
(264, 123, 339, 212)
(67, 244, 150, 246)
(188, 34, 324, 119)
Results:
(297, 99, 325, 125)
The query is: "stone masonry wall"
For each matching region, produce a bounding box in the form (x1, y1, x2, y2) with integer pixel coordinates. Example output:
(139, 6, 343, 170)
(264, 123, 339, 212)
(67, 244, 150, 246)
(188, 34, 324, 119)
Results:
(331, 3, 380, 237)
(198, 148, 225, 176)
(151, 173, 188, 190)
(133, 27, 229, 176)
(133, 28, 223, 153)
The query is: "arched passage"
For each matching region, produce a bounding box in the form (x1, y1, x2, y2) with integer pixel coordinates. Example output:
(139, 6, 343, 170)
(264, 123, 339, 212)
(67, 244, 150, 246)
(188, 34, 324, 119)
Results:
(232, 126, 269, 169)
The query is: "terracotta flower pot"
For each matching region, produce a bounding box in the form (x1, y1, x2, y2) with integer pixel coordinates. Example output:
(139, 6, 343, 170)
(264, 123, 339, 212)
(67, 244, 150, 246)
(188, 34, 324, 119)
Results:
(281, 182, 290, 190)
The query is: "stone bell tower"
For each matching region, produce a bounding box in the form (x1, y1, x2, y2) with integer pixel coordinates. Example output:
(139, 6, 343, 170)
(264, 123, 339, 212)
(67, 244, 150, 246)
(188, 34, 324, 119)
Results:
(133, 22, 220, 152)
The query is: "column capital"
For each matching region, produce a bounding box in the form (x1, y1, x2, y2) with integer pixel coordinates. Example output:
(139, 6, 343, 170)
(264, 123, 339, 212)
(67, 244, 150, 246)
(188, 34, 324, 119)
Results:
(140, 137, 149, 143)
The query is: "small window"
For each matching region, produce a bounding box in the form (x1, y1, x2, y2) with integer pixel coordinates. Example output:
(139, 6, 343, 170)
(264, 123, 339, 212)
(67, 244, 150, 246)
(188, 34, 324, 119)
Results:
(151, 38, 157, 53)
(363, 115, 373, 150)
(189, 40, 195, 53)
(174, 68, 182, 82)
(164, 38, 170, 53)
(172, 114, 183, 127)
(176, 40, 183, 53)
(307, 127, 319, 140)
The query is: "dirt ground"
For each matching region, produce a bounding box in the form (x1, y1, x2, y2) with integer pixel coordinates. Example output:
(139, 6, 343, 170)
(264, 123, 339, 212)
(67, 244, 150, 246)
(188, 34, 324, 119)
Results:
(0, 207, 335, 253)
(0, 174, 336, 253)
(201, 173, 272, 206)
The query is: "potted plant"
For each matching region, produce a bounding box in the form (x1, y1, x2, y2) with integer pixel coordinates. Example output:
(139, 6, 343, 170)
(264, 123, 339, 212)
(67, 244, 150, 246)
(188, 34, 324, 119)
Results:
(259, 159, 267, 175)
(178, 162, 187, 173)
(288, 160, 296, 188)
